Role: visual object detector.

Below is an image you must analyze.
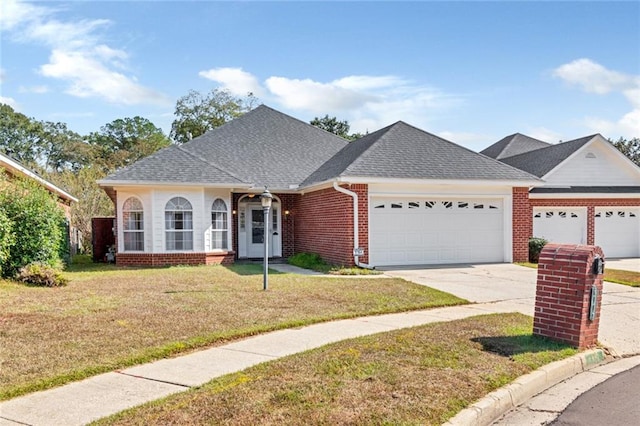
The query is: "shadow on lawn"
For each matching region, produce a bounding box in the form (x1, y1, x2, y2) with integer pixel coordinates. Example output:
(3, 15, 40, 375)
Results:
(472, 334, 573, 357)
(225, 263, 285, 276)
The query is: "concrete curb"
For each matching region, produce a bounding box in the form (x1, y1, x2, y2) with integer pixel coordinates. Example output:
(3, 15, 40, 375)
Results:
(443, 349, 608, 426)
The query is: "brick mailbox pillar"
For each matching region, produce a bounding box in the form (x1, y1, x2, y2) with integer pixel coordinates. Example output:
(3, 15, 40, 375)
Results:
(533, 243, 605, 349)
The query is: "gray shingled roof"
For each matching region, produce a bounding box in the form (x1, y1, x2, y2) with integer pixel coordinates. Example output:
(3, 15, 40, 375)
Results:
(499, 135, 597, 178)
(179, 105, 349, 189)
(102, 105, 349, 189)
(302, 122, 540, 186)
(101, 144, 247, 185)
(481, 133, 551, 160)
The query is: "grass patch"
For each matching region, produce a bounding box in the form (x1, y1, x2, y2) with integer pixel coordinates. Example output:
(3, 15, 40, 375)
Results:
(516, 262, 640, 287)
(0, 262, 465, 400)
(94, 313, 577, 426)
(288, 252, 382, 275)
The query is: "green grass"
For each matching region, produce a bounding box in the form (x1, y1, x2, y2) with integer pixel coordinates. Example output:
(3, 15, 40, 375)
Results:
(0, 261, 465, 400)
(93, 313, 578, 426)
(516, 262, 640, 287)
(288, 252, 382, 275)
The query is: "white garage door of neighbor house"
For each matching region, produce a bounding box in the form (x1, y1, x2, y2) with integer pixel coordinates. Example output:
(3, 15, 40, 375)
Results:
(370, 198, 504, 266)
(533, 208, 586, 245)
(595, 208, 640, 258)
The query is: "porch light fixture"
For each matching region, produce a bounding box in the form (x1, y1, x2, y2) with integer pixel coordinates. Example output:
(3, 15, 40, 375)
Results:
(260, 188, 273, 291)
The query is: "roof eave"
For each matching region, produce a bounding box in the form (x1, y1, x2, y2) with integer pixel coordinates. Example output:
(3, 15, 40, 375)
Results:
(1, 155, 78, 203)
(97, 180, 253, 189)
(334, 176, 543, 187)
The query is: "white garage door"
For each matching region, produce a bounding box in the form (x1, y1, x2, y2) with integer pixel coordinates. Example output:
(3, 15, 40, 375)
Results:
(370, 198, 504, 266)
(595, 208, 640, 258)
(533, 208, 586, 245)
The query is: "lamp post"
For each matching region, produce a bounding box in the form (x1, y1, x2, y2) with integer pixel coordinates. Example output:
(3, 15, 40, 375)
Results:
(260, 188, 273, 291)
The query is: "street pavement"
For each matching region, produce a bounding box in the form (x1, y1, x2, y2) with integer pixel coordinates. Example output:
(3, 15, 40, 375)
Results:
(1, 262, 639, 425)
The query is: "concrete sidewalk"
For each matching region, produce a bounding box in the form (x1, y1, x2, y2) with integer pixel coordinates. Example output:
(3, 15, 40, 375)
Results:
(1, 263, 638, 425)
(0, 301, 524, 426)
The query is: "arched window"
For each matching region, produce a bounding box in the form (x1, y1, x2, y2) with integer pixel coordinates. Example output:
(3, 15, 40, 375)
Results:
(165, 197, 193, 250)
(211, 199, 228, 250)
(123, 197, 144, 251)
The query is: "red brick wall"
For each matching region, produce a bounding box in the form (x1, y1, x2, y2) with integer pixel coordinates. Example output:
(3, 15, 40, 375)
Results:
(294, 184, 369, 266)
(512, 187, 531, 262)
(116, 252, 234, 267)
(534, 243, 604, 349)
(530, 198, 640, 246)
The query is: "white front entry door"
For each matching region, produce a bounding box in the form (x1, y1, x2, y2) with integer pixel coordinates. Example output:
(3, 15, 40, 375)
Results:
(246, 204, 281, 258)
(595, 208, 640, 258)
(370, 198, 505, 266)
(533, 208, 586, 245)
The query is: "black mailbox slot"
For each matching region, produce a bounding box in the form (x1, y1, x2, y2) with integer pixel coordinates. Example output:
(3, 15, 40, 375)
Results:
(592, 256, 604, 275)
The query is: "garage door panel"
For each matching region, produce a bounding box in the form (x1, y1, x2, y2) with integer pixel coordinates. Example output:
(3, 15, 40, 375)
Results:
(533, 208, 586, 245)
(371, 197, 504, 266)
(595, 208, 639, 258)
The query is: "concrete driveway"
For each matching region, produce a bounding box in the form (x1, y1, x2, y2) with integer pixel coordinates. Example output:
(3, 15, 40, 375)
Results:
(606, 258, 640, 272)
(382, 263, 640, 356)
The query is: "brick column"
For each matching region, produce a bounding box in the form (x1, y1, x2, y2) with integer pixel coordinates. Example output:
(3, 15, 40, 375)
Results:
(533, 243, 604, 349)
(586, 206, 595, 245)
(512, 187, 531, 262)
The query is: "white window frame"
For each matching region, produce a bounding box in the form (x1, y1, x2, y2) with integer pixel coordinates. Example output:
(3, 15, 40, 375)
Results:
(211, 198, 228, 250)
(122, 197, 144, 251)
(165, 197, 193, 251)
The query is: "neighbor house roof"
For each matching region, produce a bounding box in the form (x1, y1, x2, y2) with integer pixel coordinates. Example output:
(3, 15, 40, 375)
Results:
(0, 152, 77, 203)
(498, 135, 597, 178)
(480, 133, 551, 160)
(302, 121, 540, 186)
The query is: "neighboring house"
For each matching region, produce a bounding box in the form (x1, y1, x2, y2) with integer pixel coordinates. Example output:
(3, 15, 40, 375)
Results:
(482, 133, 640, 258)
(0, 152, 80, 253)
(98, 105, 542, 267)
(0, 152, 77, 219)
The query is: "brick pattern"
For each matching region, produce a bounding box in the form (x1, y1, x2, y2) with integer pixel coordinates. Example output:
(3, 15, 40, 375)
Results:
(294, 184, 369, 266)
(530, 198, 640, 246)
(116, 251, 235, 267)
(533, 243, 604, 349)
(512, 187, 531, 262)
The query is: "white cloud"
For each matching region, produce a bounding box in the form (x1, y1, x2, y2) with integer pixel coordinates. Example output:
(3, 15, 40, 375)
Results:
(1, 0, 168, 106)
(0, 96, 19, 108)
(41, 49, 168, 105)
(199, 67, 264, 97)
(553, 58, 640, 138)
(265, 76, 377, 112)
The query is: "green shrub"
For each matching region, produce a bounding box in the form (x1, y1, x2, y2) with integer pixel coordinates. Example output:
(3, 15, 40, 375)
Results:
(529, 237, 548, 263)
(17, 262, 68, 287)
(288, 252, 332, 273)
(0, 173, 66, 277)
(0, 209, 15, 276)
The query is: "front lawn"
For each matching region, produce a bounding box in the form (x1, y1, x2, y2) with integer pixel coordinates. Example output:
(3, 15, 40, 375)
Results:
(95, 313, 577, 426)
(0, 263, 465, 400)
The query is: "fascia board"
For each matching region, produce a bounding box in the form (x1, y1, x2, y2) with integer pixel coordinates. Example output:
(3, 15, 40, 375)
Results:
(530, 192, 640, 199)
(1, 155, 78, 203)
(334, 176, 542, 187)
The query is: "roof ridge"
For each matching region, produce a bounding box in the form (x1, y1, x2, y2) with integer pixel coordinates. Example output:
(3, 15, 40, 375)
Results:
(174, 144, 248, 183)
(259, 104, 351, 143)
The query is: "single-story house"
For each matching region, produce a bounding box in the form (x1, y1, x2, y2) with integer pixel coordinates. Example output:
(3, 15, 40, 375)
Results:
(98, 105, 546, 267)
(481, 133, 640, 258)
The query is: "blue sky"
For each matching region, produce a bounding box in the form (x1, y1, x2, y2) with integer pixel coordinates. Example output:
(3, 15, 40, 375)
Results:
(1, 0, 638, 152)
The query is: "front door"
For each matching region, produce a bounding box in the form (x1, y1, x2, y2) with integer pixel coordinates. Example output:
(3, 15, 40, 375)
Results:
(246, 203, 281, 258)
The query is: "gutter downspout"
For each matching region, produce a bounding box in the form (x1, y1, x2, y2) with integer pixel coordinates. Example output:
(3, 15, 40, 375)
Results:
(333, 182, 374, 269)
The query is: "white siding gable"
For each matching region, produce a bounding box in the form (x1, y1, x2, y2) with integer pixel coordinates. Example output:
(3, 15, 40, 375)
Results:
(544, 137, 640, 186)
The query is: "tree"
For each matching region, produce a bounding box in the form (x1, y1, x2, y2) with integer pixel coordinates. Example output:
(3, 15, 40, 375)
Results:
(88, 116, 171, 172)
(610, 137, 640, 166)
(47, 167, 114, 252)
(0, 103, 45, 168)
(170, 89, 258, 143)
(310, 115, 364, 141)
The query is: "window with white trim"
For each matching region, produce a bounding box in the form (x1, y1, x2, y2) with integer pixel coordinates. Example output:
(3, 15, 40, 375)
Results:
(123, 197, 144, 251)
(211, 199, 228, 250)
(165, 197, 193, 250)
